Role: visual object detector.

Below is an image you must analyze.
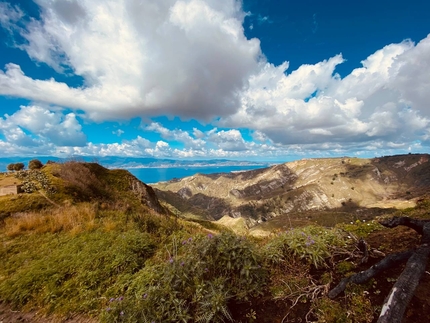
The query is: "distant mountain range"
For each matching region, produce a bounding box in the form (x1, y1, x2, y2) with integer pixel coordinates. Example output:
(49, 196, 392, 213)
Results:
(153, 154, 430, 226)
(0, 156, 269, 172)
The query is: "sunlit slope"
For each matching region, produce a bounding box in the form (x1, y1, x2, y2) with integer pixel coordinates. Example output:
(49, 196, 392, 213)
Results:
(154, 154, 430, 223)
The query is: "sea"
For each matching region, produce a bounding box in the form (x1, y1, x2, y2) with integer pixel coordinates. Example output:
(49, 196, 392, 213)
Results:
(127, 165, 267, 184)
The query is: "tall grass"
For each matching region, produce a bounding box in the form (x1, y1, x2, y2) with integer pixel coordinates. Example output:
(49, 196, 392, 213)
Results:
(3, 203, 97, 236)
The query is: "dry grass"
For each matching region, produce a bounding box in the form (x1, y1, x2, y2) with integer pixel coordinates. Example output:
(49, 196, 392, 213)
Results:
(3, 203, 97, 237)
(102, 218, 119, 232)
(216, 215, 248, 234)
(0, 173, 22, 187)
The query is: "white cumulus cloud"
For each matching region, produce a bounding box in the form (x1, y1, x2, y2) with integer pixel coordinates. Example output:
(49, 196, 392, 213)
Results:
(221, 36, 430, 149)
(0, 0, 261, 121)
(0, 105, 87, 147)
(0, 0, 429, 158)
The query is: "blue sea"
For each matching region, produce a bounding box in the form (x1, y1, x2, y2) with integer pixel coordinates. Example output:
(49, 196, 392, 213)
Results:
(127, 165, 267, 184)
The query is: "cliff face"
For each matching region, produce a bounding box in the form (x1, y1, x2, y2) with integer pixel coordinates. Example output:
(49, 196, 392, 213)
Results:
(153, 154, 430, 224)
(129, 178, 166, 214)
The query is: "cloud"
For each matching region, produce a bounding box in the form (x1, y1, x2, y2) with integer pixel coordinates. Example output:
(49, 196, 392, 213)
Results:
(0, 105, 87, 147)
(0, 0, 261, 121)
(113, 129, 124, 136)
(0, 3, 23, 30)
(221, 36, 430, 148)
(207, 129, 247, 151)
(0, 1, 429, 158)
(145, 122, 206, 148)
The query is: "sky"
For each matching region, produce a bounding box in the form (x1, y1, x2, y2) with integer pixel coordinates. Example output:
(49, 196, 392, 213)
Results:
(0, 0, 429, 161)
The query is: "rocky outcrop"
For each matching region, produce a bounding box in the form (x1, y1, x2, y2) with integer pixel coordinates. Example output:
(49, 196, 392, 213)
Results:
(130, 178, 166, 214)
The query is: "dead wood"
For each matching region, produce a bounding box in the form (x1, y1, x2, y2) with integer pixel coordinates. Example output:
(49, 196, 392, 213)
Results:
(329, 217, 430, 323)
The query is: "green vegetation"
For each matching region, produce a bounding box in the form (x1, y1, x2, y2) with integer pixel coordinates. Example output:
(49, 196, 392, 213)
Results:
(1, 161, 429, 322)
(338, 219, 383, 238)
(263, 225, 346, 268)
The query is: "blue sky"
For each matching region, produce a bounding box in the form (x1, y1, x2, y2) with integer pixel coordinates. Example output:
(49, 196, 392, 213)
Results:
(0, 0, 429, 161)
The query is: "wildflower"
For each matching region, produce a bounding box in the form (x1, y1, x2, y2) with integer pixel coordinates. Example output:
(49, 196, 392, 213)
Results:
(182, 240, 187, 245)
(143, 293, 148, 299)
(120, 311, 124, 315)
(118, 296, 124, 301)
(109, 298, 115, 302)
(305, 235, 315, 246)
(207, 233, 213, 239)
(169, 257, 174, 263)
(204, 268, 209, 272)
(180, 261, 185, 266)
(106, 307, 111, 312)
(188, 237, 192, 242)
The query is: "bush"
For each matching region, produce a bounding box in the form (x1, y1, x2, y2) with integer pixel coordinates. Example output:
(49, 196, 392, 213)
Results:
(102, 232, 267, 323)
(14, 163, 25, 171)
(28, 159, 43, 170)
(6, 163, 25, 171)
(263, 226, 347, 268)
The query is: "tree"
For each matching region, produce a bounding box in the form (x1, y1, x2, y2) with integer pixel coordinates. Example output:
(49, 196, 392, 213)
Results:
(13, 163, 25, 171)
(28, 159, 43, 170)
(7, 163, 15, 172)
(329, 216, 430, 323)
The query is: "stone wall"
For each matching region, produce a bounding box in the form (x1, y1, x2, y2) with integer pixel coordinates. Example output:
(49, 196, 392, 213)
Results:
(0, 185, 23, 196)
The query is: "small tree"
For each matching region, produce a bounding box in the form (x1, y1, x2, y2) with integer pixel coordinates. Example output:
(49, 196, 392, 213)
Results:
(7, 163, 15, 172)
(13, 163, 25, 171)
(29, 159, 43, 170)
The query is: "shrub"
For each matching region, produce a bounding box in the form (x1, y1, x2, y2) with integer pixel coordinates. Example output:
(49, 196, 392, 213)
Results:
(14, 163, 25, 171)
(263, 226, 347, 268)
(28, 159, 43, 170)
(6, 163, 25, 171)
(102, 232, 267, 322)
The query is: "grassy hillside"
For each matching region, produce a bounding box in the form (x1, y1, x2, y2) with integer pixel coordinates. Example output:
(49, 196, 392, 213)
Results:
(1, 160, 430, 322)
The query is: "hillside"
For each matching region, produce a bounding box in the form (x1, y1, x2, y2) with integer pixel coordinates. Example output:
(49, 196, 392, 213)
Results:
(0, 161, 166, 222)
(1, 160, 430, 323)
(153, 154, 430, 225)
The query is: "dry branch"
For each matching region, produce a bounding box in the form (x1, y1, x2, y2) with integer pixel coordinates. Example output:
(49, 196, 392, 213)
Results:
(329, 216, 430, 323)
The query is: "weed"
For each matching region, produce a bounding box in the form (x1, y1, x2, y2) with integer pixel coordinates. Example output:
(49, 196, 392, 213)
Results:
(338, 220, 383, 238)
(102, 232, 266, 322)
(263, 225, 347, 268)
